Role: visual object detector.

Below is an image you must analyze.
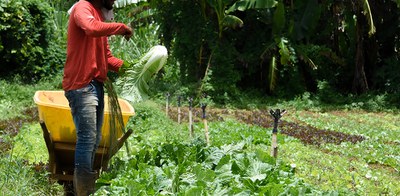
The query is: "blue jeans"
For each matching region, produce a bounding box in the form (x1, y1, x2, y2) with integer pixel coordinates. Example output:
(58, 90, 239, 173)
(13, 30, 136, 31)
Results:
(65, 80, 104, 172)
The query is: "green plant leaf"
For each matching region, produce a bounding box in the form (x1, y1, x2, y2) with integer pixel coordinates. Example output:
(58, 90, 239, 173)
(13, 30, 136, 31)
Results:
(184, 186, 203, 196)
(272, 0, 285, 35)
(215, 154, 231, 170)
(231, 160, 242, 175)
(222, 14, 243, 29)
(277, 37, 290, 65)
(227, 0, 278, 13)
(268, 56, 277, 92)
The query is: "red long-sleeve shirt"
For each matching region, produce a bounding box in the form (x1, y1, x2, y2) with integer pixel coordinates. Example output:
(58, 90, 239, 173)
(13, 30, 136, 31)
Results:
(62, 0, 129, 91)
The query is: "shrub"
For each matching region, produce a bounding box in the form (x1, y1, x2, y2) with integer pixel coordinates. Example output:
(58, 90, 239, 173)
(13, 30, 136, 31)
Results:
(0, 0, 64, 81)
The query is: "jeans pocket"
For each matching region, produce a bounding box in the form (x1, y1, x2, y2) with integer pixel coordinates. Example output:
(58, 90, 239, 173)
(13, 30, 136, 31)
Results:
(77, 83, 95, 94)
(65, 84, 98, 108)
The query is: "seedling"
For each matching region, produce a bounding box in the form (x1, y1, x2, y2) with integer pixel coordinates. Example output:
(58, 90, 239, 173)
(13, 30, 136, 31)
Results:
(201, 103, 210, 146)
(269, 109, 286, 158)
(188, 97, 194, 137)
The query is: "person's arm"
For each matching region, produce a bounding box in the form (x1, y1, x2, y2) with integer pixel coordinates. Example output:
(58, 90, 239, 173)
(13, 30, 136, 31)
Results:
(73, 4, 130, 37)
(106, 41, 123, 72)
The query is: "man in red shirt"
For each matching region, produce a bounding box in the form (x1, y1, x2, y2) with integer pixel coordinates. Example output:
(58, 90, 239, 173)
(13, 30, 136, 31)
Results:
(62, 0, 132, 195)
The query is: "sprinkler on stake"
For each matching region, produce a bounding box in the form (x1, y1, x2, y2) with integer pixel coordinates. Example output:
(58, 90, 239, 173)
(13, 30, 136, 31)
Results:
(201, 103, 210, 146)
(269, 109, 286, 158)
(188, 97, 194, 137)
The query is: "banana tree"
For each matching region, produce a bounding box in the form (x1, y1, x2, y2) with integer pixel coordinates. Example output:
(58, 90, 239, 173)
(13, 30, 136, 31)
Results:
(232, 0, 376, 94)
(351, 0, 375, 93)
(226, 0, 296, 93)
(329, 0, 376, 93)
(206, 0, 244, 38)
(206, 0, 282, 92)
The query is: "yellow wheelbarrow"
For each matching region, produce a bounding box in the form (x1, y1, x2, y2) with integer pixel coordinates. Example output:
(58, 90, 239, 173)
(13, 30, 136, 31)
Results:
(34, 91, 135, 195)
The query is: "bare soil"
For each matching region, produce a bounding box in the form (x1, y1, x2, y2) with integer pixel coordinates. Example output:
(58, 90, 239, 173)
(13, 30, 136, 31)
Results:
(0, 107, 38, 153)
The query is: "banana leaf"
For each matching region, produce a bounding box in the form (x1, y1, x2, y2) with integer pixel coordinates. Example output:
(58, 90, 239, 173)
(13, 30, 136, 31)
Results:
(115, 0, 143, 8)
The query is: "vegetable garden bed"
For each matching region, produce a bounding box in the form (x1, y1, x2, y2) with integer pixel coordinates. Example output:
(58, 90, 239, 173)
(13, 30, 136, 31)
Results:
(1, 103, 399, 195)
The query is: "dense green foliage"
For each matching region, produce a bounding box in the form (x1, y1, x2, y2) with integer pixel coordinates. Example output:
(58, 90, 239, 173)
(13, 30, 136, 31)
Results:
(151, 0, 400, 104)
(0, 0, 65, 81)
(2, 0, 399, 105)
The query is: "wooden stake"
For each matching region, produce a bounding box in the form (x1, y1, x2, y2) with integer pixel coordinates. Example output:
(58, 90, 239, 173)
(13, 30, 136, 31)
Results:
(271, 133, 278, 158)
(165, 93, 170, 116)
(203, 119, 209, 145)
(177, 96, 181, 124)
(188, 97, 194, 137)
(201, 103, 209, 146)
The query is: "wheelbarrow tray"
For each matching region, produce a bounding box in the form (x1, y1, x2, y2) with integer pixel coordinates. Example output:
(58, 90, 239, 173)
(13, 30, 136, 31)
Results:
(34, 90, 135, 182)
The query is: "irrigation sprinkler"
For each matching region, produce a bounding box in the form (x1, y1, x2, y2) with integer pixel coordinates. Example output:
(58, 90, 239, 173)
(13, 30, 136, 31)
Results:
(165, 92, 170, 116)
(201, 103, 210, 146)
(177, 95, 182, 124)
(188, 97, 194, 137)
(269, 109, 286, 158)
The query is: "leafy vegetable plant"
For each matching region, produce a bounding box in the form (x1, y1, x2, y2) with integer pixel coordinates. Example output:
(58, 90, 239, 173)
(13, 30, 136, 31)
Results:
(117, 45, 168, 102)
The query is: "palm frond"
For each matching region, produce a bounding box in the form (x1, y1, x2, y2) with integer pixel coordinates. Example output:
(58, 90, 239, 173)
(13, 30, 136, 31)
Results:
(119, 45, 168, 102)
(362, 0, 376, 36)
(268, 56, 277, 93)
(295, 47, 318, 70)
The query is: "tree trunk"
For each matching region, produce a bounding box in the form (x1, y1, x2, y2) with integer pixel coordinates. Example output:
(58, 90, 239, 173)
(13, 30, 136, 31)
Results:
(352, 2, 369, 94)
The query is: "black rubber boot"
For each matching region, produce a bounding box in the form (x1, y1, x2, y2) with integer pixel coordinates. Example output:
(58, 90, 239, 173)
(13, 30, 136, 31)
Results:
(73, 169, 97, 196)
(63, 181, 75, 196)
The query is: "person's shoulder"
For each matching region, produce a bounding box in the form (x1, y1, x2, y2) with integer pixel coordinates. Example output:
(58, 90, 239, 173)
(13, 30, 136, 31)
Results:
(73, 0, 94, 12)
(76, 0, 92, 8)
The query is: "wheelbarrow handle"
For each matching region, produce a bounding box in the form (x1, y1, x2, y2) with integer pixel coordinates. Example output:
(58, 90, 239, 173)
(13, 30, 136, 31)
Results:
(108, 129, 133, 158)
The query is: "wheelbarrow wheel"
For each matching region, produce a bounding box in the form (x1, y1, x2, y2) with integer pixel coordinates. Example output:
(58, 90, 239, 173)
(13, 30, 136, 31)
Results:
(62, 181, 75, 196)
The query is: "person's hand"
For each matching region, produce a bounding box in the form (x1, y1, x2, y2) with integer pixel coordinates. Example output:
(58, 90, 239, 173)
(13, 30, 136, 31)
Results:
(124, 26, 133, 41)
(118, 61, 131, 76)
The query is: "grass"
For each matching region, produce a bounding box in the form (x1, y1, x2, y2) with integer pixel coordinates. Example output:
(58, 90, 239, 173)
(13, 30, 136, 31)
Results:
(285, 110, 400, 169)
(12, 123, 49, 164)
(0, 158, 62, 195)
(280, 141, 400, 195)
(0, 123, 63, 195)
(0, 76, 64, 195)
(0, 75, 62, 121)
(280, 109, 400, 195)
